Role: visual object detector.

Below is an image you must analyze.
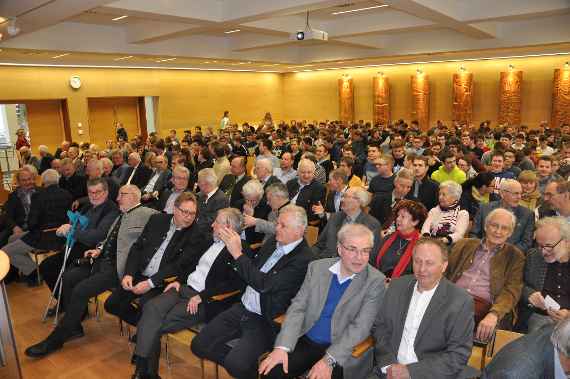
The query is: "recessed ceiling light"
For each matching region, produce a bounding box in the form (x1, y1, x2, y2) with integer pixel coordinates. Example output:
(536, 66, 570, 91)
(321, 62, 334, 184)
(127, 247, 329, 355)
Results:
(332, 4, 388, 15)
(203, 61, 210, 64)
(114, 55, 133, 61)
(112, 15, 128, 21)
(52, 53, 70, 59)
(156, 57, 177, 62)
(224, 29, 241, 34)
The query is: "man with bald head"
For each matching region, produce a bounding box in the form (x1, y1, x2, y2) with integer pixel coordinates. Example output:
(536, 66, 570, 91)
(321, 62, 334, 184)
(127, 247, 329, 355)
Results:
(448, 208, 525, 342)
(471, 179, 535, 252)
(25, 185, 157, 358)
(124, 152, 153, 189)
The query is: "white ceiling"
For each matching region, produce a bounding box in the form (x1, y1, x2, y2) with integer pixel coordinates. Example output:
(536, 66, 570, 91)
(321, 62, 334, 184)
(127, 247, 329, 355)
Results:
(0, 0, 569, 72)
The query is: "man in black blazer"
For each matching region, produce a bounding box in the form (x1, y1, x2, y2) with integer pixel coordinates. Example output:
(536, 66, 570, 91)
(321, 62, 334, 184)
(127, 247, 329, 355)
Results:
(191, 205, 313, 379)
(104, 192, 207, 326)
(286, 159, 326, 223)
(219, 156, 251, 208)
(124, 152, 153, 189)
(255, 158, 282, 205)
(371, 238, 474, 379)
(131, 208, 245, 379)
(412, 156, 439, 211)
(154, 165, 191, 213)
(59, 158, 87, 201)
(196, 168, 229, 230)
(369, 168, 416, 227)
(141, 154, 171, 204)
(38, 145, 54, 174)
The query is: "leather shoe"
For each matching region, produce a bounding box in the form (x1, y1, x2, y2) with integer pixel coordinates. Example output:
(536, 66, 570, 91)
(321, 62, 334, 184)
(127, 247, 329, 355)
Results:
(65, 327, 85, 342)
(25, 337, 63, 358)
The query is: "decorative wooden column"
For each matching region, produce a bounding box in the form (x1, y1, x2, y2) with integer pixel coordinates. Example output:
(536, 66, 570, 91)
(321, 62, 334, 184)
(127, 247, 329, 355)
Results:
(551, 68, 570, 128)
(498, 71, 523, 125)
(338, 76, 354, 125)
(411, 73, 430, 130)
(452, 72, 474, 124)
(372, 75, 390, 125)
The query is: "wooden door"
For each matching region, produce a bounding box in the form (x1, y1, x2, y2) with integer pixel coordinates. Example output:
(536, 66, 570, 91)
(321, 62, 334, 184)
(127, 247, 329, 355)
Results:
(88, 97, 140, 148)
(25, 100, 66, 154)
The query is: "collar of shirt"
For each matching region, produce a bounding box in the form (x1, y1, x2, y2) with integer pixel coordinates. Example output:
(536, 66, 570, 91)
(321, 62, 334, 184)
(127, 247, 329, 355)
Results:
(329, 260, 356, 284)
(480, 239, 504, 256)
(124, 203, 141, 214)
(344, 210, 361, 223)
(212, 237, 226, 246)
(236, 173, 245, 182)
(276, 238, 303, 257)
(414, 280, 440, 295)
(206, 187, 219, 201)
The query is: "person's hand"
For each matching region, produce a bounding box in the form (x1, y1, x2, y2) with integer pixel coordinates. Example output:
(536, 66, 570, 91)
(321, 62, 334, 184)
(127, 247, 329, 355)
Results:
(308, 358, 333, 379)
(132, 280, 151, 295)
(528, 291, 546, 310)
(387, 364, 411, 379)
(84, 248, 101, 259)
(380, 229, 389, 239)
(164, 281, 180, 293)
(243, 202, 254, 217)
(71, 200, 79, 211)
(12, 225, 23, 236)
(217, 225, 243, 259)
(56, 224, 72, 237)
(243, 214, 257, 228)
(258, 348, 289, 375)
(476, 312, 498, 342)
(547, 308, 570, 322)
(141, 193, 152, 201)
(186, 295, 202, 314)
(312, 201, 325, 216)
(121, 275, 134, 291)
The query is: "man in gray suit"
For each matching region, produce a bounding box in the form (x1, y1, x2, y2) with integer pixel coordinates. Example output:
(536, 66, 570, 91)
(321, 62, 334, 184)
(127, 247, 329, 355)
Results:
(25, 185, 157, 358)
(313, 186, 381, 258)
(371, 238, 474, 379)
(470, 179, 535, 252)
(258, 223, 385, 379)
(482, 319, 570, 379)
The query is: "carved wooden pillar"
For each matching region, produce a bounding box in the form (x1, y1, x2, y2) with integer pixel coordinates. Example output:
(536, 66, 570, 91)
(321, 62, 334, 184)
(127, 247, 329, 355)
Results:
(372, 75, 390, 125)
(452, 72, 474, 124)
(411, 73, 430, 130)
(551, 68, 570, 128)
(338, 76, 354, 125)
(498, 71, 523, 125)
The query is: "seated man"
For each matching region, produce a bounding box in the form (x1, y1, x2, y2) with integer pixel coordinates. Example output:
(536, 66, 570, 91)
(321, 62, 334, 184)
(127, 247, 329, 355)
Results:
(2, 169, 72, 285)
(243, 183, 290, 242)
(131, 208, 245, 379)
(237, 180, 271, 247)
(371, 238, 474, 379)
(255, 157, 282, 204)
(124, 152, 153, 189)
(191, 205, 313, 379)
(154, 165, 191, 213)
(24, 185, 157, 358)
(482, 319, 570, 379)
(313, 169, 349, 223)
(59, 158, 87, 201)
(259, 224, 385, 379)
(104, 192, 207, 326)
(470, 179, 534, 252)
(73, 159, 120, 209)
(219, 156, 251, 208)
(141, 154, 171, 204)
(369, 168, 415, 227)
(313, 187, 381, 259)
(286, 159, 326, 224)
(518, 217, 570, 333)
(195, 168, 229, 230)
(448, 208, 525, 342)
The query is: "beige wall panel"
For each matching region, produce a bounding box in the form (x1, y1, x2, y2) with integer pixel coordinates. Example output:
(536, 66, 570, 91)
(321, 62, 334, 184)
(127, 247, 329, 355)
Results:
(25, 100, 65, 154)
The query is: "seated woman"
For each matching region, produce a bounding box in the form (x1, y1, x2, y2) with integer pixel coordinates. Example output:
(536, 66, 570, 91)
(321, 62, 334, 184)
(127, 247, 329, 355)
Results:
(459, 172, 495, 220)
(237, 180, 270, 247)
(370, 199, 427, 279)
(421, 180, 469, 245)
(518, 170, 541, 211)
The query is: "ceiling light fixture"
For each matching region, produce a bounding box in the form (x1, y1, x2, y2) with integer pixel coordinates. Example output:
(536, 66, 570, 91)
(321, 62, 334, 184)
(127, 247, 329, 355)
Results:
(564, 62, 569, 70)
(114, 55, 133, 61)
(377, 71, 384, 77)
(112, 15, 128, 21)
(7, 18, 20, 36)
(459, 65, 466, 72)
(224, 29, 241, 34)
(508, 64, 515, 71)
(156, 57, 177, 62)
(416, 68, 423, 75)
(332, 4, 388, 15)
(52, 53, 70, 59)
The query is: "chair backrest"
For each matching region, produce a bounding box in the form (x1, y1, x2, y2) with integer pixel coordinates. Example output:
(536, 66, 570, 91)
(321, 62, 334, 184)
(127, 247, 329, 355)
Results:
(491, 329, 524, 357)
(246, 155, 255, 177)
(305, 225, 319, 247)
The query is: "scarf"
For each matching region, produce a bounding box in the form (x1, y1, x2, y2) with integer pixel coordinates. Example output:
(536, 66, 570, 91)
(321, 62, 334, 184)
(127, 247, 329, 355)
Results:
(375, 229, 420, 278)
(439, 200, 460, 212)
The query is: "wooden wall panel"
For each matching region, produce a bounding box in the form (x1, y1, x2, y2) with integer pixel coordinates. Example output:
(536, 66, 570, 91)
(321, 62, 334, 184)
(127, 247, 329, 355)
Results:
(88, 97, 140, 147)
(25, 100, 66, 154)
(498, 71, 523, 125)
(551, 68, 570, 128)
(372, 75, 390, 125)
(338, 77, 354, 125)
(452, 72, 474, 124)
(411, 74, 430, 129)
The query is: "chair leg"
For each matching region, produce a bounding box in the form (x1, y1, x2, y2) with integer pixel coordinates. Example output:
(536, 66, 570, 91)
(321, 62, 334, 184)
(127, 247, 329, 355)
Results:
(33, 253, 41, 286)
(215, 362, 219, 379)
(165, 335, 171, 369)
(200, 358, 205, 379)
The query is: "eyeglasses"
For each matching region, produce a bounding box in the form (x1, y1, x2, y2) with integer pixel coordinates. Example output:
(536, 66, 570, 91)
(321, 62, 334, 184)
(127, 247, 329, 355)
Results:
(537, 238, 563, 252)
(340, 243, 372, 257)
(176, 206, 196, 217)
(88, 189, 106, 196)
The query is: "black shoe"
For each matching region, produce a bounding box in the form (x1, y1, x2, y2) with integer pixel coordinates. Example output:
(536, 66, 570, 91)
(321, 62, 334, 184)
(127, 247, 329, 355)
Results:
(25, 337, 63, 358)
(65, 327, 85, 342)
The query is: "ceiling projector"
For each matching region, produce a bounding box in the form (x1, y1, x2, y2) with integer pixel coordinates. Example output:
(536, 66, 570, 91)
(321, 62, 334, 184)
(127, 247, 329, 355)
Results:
(290, 29, 328, 41)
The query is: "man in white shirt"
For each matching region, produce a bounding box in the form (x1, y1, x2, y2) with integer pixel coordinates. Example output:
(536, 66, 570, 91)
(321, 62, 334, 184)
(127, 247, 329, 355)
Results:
(274, 152, 297, 184)
(371, 238, 474, 379)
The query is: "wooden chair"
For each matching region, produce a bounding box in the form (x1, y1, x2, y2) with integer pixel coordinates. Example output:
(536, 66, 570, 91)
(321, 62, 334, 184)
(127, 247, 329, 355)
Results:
(305, 225, 319, 247)
(469, 329, 524, 370)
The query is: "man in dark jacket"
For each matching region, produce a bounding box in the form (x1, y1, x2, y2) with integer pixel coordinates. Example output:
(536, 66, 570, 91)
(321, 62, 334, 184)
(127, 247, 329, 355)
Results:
(59, 158, 87, 201)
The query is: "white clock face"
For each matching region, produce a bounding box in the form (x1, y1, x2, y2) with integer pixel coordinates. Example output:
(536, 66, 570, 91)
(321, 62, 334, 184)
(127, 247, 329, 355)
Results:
(69, 75, 81, 89)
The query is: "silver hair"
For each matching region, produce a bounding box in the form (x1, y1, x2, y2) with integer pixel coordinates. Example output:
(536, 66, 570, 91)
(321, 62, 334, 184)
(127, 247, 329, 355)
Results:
(500, 178, 521, 192)
(41, 169, 60, 186)
(256, 158, 274, 174)
(395, 167, 414, 182)
(439, 180, 463, 201)
(88, 159, 104, 172)
(279, 204, 308, 230)
(484, 208, 517, 230)
(121, 184, 142, 202)
(198, 168, 218, 187)
(536, 216, 570, 241)
(350, 187, 371, 208)
(38, 145, 49, 153)
(20, 164, 38, 178)
(217, 207, 244, 234)
(242, 179, 264, 200)
(337, 223, 374, 247)
(266, 183, 289, 199)
(551, 318, 570, 357)
(173, 165, 190, 178)
(298, 158, 316, 172)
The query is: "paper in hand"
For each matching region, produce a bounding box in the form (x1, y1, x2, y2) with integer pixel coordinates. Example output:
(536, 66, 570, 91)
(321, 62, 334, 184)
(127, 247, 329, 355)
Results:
(544, 295, 561, 311)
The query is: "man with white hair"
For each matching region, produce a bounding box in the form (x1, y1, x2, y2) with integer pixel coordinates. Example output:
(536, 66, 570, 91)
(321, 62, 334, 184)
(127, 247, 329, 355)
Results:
(155, 165, 191, 213)
(448, 208, 525, 342)
(124, 152, 153, 189)
(38, 145, 54, 174)
(286, 159, 325, 223)
(518, 217, 570, 333)
(243, 182, 291, 242)
(471, 178, 535, 252)
(191, 205, 313, 379)
(255, 157, 281, 201)
(196, 168, 229, 230)
(237, 180, 271, 246)
(19, 146, 40, 171)
(314, 186, 381, 258)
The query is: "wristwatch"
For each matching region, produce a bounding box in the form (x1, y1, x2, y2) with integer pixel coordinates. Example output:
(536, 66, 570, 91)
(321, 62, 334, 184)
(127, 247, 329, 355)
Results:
(324, 353, 337, 368)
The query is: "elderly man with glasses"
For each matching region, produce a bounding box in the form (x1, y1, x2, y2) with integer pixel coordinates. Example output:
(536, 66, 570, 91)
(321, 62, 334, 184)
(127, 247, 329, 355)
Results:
(470, 179, 535, 252)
